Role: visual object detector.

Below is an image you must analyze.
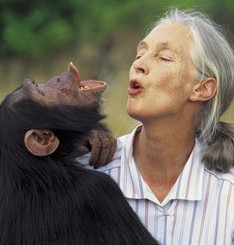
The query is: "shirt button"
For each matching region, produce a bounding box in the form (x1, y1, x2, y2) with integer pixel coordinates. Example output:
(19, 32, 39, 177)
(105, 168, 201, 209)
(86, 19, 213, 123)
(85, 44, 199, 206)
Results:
(165, 209, 174, 216)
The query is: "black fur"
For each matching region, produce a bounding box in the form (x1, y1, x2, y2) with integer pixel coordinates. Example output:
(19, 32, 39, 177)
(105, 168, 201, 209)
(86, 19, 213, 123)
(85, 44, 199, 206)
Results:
(0, 87, 159, 245)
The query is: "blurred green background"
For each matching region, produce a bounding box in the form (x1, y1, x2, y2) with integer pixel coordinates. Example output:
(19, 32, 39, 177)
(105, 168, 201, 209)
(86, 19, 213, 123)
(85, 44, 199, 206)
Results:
(0, 0, 233, 137)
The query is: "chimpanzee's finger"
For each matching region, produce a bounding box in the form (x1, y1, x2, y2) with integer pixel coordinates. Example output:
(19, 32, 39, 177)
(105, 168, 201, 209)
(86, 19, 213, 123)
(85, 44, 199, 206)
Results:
(94, 137, 117, 168)
(88, 137, 102, 167)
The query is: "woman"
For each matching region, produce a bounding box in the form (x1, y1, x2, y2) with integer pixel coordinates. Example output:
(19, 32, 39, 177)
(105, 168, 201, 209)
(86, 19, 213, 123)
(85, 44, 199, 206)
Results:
(82, 7, 234, 244)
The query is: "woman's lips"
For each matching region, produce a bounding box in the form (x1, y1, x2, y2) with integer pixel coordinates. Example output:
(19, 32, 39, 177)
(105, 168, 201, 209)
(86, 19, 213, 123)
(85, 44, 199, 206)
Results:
(128, 80, 144, 95)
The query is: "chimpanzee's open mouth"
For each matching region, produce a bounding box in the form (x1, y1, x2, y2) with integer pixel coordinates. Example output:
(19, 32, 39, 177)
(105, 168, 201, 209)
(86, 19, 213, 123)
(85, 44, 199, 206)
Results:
(79, 80, 107, 92)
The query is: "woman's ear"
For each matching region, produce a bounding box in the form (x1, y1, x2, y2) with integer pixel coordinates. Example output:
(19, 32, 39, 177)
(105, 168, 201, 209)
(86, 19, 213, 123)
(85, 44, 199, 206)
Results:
(24, 129, 60, 156)
(189, 77, 217, 102)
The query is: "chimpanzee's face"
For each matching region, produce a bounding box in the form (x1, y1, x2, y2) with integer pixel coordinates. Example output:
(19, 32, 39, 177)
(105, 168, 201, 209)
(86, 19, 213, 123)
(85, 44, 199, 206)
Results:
(22, 62, 107, 107)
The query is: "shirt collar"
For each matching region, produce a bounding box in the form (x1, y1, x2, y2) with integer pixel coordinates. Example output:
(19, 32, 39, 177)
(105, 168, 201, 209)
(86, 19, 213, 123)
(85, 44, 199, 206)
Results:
(119, 125, 205, 205)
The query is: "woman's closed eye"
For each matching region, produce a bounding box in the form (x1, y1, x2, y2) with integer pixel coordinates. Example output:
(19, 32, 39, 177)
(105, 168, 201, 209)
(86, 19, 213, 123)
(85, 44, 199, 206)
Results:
(159, 50, 176, 61)
(160, 55, 173, 61)
(135, 53, 145, 60)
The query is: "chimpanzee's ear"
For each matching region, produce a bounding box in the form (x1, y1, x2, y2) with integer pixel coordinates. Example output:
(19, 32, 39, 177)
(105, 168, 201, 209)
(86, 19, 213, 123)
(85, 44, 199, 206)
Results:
(24, 129, 60, 156)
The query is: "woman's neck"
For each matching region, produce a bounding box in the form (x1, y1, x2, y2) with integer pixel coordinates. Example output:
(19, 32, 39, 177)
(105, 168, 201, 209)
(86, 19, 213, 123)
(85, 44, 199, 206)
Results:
(133, 122, 196, 202)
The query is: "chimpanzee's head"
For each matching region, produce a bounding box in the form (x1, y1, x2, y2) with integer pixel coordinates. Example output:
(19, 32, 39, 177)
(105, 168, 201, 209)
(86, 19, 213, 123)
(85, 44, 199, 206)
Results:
(23, 62, 106, 107)
(0, 62, 107, 161)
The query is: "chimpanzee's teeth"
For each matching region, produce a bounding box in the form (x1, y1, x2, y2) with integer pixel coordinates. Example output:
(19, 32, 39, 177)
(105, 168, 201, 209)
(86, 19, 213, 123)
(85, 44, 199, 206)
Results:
(80, 85, 90, 90)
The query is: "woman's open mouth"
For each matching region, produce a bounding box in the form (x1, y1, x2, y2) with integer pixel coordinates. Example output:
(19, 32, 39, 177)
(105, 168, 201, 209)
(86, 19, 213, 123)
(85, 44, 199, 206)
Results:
(128, 80, 144, 95)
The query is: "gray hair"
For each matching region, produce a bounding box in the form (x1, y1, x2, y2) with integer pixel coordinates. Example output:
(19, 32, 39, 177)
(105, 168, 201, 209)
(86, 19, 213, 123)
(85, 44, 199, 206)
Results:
(151, 8, 234, 172)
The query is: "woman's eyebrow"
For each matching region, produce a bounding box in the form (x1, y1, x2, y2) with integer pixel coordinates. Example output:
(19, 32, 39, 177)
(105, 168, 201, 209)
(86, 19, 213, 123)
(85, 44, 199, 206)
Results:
(137, 40, 176, 51)
(137, 40, 147, 50)
(157, 41, 176, 51)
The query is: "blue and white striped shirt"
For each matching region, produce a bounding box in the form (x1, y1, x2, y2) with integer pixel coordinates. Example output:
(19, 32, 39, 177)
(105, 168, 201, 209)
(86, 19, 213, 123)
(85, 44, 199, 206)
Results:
(79, 126, 234, 245)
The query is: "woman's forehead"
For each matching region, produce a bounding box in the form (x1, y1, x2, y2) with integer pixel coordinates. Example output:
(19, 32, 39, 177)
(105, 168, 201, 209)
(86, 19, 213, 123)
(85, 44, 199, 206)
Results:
(143, 23, 193, 49)
(138, 23, 195, 62)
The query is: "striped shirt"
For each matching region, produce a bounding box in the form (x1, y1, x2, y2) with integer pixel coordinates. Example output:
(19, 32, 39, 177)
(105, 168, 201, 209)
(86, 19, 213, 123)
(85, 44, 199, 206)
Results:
(79, 125, 234, 245)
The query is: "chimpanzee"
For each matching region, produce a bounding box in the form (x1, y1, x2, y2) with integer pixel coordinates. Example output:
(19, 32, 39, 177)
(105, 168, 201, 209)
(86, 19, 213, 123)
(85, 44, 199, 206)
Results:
(0, 62, 159, 245)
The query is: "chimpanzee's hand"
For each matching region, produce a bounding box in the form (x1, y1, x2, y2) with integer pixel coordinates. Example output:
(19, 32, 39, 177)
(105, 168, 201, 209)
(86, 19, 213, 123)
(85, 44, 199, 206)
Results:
(88, 129, 117, 168)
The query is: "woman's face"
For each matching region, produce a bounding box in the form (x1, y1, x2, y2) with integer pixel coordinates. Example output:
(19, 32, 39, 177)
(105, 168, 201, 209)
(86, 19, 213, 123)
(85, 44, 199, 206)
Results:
(127, 23, 198, 122)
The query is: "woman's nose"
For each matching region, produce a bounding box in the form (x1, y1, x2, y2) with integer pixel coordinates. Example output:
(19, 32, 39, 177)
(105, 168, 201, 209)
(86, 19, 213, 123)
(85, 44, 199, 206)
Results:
(132, 59, 149, 75)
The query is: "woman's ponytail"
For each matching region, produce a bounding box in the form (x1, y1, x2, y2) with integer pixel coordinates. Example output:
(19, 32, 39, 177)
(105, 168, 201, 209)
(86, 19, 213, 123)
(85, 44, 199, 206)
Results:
(202, 122, 234, 173)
